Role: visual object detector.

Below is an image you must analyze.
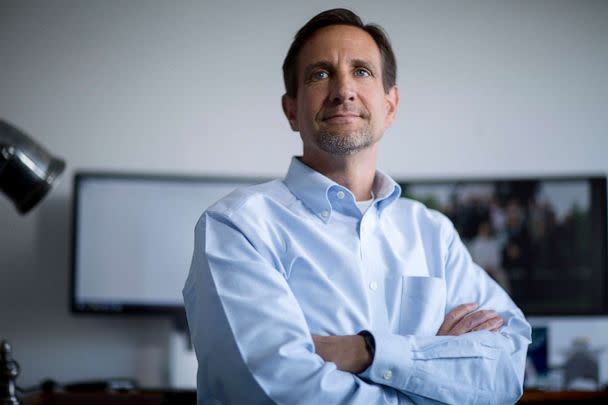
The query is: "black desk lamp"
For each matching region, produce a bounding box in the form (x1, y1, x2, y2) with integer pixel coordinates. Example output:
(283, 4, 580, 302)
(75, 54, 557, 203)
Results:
(0, 119, 65, 214)
(0, 118, 66, 404)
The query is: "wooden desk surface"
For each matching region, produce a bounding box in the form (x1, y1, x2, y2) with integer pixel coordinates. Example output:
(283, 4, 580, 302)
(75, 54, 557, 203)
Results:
(519, 389, 608, 403)
(24, 390, 196, 405)
(25, 388, 608, 404)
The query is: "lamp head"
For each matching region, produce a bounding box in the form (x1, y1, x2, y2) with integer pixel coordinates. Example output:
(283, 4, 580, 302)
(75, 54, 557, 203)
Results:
(0, 119, 65, 214)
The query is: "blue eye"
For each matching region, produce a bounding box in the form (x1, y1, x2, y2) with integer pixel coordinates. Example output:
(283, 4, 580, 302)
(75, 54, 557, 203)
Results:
(355, 68, 370, 77)
(311, 71, 329, 81)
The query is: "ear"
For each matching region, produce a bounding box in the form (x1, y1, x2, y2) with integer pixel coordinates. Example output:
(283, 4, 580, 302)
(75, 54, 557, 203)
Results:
(384, 85, 400, 129)
(282, 94, 299, 131)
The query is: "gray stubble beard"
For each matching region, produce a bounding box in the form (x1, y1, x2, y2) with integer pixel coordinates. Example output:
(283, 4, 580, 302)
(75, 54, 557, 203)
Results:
(315, 129, 375, 156)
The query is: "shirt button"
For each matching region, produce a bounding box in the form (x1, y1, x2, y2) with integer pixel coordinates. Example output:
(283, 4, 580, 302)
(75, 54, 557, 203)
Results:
(321, 210, 329, 218)
(383, 369, 393, 380)
(369, 281, 378, 291)
(337, 190, 345, 199)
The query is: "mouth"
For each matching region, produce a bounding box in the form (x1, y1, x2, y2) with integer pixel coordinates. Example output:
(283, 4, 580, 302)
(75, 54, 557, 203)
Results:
(322, 113, 362, 124)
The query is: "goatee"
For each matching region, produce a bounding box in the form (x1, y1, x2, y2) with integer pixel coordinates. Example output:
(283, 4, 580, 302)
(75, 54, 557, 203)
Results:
(314, 128, 375, 155)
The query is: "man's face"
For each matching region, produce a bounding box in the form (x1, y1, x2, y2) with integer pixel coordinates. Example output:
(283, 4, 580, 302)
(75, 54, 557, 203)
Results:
(283, 24, 399, 156)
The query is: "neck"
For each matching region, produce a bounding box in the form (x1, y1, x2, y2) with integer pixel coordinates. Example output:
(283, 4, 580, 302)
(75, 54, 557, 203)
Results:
(301, 144, 377, 201)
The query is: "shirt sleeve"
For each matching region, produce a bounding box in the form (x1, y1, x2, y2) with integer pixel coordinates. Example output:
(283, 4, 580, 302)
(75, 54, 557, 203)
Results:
(362, 217, 532, 405)
(183, 210, 413, 405)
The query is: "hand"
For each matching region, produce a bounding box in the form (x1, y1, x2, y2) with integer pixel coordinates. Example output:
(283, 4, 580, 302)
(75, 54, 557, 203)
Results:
(437, 303, 504, 336)
(312, 334, 372, 374)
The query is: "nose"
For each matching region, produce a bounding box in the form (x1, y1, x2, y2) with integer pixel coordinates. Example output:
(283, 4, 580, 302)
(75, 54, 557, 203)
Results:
(328, 72, 356, 104)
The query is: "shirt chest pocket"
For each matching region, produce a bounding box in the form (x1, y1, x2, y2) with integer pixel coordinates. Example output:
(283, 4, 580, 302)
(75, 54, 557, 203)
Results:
(399, 276, 447, 336)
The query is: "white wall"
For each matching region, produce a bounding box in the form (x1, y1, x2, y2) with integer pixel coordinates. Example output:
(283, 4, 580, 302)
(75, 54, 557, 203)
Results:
(1, 0, 607, 388)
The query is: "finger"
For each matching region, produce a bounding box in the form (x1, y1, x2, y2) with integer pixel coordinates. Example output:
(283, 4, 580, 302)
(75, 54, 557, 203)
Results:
(451, 310, 497, 335)
(438, 303, 478, 334)
(437, 303, 478, 335)
(472, 316, 504, 332)
(461, 310, 498, 333)
(311, 336, 333, 358)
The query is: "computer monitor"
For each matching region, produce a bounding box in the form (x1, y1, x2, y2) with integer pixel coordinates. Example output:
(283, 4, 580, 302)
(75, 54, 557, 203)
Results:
(399, 175, 607, 315)
(71, 172, 607, 317)
(70, 172, 264, 315)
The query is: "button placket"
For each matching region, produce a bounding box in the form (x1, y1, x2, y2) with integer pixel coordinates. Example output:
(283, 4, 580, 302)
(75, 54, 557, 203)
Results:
(360, 214, 379, 299)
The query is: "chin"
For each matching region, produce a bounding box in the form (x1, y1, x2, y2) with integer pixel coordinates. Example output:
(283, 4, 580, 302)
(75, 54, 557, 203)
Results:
(321, 125, 365, 137)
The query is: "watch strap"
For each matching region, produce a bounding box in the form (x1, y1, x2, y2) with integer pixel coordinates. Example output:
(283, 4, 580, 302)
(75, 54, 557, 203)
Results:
(357, 330, 376, 359)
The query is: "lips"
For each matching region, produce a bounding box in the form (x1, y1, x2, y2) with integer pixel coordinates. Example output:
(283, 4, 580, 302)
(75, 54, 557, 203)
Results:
(322, 112, 361, 122)
(326, 113, 359, 119)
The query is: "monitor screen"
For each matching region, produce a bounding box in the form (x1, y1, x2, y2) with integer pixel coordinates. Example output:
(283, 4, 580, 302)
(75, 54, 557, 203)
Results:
(71, 172, 607, 316)
(399, 175, 607, 315)
(71, 173, 263, 314)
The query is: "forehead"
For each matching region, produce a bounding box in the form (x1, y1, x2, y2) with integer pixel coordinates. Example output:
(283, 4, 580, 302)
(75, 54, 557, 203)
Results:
(297, 24, 382, 69)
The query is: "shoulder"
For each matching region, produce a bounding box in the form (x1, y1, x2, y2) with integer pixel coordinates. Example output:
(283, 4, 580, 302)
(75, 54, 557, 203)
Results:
(196, 179, 292, 262)
(204, 179, 294, 217)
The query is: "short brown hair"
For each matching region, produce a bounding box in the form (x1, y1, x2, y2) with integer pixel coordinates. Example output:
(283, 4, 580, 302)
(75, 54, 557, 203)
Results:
(282, 8, 397, 97)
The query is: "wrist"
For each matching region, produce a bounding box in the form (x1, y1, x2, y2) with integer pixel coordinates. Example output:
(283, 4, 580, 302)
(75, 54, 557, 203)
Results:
(357, 330, 375, 371)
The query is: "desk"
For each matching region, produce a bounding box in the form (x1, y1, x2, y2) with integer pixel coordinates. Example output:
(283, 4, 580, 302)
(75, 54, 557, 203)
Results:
(24, 388, 608, 404)
(23, 390, 196, 405)
(519, 389, 608, 403)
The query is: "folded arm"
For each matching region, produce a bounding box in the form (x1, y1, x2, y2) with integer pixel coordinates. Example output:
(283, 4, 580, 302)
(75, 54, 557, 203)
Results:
(359, 219, 531, 404)
(312, 302, 504, 374)
(183, 211, 412, 404)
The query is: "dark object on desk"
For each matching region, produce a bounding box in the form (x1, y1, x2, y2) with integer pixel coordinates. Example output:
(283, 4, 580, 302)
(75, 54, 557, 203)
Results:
(38, 378, 137, 394)
(563, 337, 600, 389)
(527, 326, 548, 378)
(65, 379, 136, 393)
(0, 340, 22, 405)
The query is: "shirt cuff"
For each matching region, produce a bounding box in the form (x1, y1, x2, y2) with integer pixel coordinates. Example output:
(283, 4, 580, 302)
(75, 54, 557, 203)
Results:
(358, 330, 414, 389)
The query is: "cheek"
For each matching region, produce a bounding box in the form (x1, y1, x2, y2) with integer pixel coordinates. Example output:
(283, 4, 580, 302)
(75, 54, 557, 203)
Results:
(298, 91, 325, 121)
(367, 95, 388, 119)
(296, 104, 313, 127)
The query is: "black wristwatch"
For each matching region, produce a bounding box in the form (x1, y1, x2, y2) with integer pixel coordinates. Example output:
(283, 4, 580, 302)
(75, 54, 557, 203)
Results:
(357, 330, 376, 359)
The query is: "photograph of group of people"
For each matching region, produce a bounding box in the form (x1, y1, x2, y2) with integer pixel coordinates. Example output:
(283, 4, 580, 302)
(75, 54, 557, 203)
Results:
(402, 178, 595, 313)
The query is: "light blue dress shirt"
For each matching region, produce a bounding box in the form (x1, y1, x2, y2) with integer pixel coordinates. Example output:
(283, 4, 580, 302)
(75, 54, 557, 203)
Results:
(183, 157, 531, 404)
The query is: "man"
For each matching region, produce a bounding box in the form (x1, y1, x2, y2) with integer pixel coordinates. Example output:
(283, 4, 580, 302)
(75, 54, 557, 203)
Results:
(184, 8, 531, 404)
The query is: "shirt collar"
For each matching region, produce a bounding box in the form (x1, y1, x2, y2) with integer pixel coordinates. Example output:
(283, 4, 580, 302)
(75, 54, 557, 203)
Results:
(284, 157, 402, 222)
